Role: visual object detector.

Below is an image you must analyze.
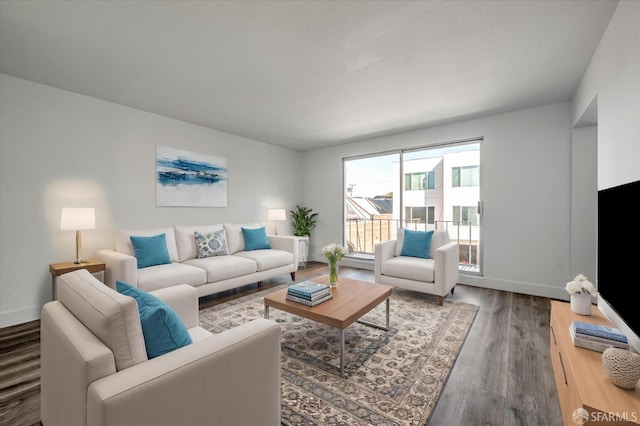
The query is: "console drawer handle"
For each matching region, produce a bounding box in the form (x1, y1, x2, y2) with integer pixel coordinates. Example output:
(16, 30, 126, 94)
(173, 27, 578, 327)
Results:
(558, 351, 568, 385)
(550, 325, 557, 345)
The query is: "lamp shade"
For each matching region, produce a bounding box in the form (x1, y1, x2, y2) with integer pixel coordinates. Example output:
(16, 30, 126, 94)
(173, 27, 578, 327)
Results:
(60, 208, 96, 230)
(267, 208, 287, 221)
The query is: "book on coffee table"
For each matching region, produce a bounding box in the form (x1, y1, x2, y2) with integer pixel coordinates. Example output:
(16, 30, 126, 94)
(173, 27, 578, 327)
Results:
(286, 292, 333, 306)
(287, 281, 330, 300)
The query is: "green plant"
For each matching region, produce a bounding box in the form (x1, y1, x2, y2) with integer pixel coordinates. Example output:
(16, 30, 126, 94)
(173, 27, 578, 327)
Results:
(290, 205, 318, 236)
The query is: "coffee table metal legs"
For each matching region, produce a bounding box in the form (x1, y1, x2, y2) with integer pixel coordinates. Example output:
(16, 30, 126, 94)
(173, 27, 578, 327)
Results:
(264, 298, 390, 376)
(340, 298, 390, 375)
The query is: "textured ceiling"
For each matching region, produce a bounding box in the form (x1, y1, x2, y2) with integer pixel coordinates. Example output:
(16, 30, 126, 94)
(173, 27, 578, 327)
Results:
(0, 1, 618, 151)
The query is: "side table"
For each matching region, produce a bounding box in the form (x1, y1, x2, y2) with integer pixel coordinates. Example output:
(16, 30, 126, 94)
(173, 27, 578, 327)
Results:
(293, 236, 309, 268)
(49, 259, 106, 299)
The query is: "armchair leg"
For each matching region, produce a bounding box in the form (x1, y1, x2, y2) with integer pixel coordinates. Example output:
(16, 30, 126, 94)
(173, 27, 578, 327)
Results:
(290, 272, 296, 281)
(451, 286, 456, 294)
(437, 295, 444, 306)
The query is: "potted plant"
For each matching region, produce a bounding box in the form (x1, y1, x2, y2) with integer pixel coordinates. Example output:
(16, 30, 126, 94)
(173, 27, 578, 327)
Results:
(290, 205, 318, 237)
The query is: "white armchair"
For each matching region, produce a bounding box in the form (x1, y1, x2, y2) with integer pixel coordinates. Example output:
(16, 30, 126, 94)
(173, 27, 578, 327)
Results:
(40, 269, 281, 426)
(374, 230, 459, 305)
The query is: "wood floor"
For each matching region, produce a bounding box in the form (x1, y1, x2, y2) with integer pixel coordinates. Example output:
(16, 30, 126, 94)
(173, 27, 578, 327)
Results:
(0, 263, 563, 426)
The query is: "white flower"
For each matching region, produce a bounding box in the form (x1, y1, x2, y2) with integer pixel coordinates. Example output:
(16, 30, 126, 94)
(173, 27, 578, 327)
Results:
(322, 243, 348, 263)
(565, 274, 598, 296)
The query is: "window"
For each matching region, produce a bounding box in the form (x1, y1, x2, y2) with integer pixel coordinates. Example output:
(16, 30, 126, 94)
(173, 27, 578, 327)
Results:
(452, 166, 479, 187)
(453, 205, 479, 226)
(404, 171, 435, 190)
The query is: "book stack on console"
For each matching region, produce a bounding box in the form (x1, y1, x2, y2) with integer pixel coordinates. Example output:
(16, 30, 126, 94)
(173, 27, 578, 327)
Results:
(286, 281, 332, 306)
(569, 320, 629, 352)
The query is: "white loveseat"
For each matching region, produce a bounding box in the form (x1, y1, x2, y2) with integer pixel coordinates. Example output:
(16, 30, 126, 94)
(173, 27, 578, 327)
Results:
(374, 229, 459, 305)
(97, 223, 298, 296)
(41, 269, 281, 426)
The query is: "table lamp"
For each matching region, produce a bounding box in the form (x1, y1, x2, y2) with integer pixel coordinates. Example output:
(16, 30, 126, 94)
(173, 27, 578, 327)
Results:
(60, 207, 95, 264)
(267, 208, 287, 235)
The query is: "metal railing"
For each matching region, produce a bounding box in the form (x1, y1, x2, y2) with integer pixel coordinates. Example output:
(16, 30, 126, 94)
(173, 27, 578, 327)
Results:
(345, 218, 480, 272)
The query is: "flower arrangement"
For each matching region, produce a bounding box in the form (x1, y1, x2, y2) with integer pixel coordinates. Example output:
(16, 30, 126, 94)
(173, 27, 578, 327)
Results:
(322, 243, 349, 264)
(322, 243, 348, 287)
(565, 274, 598, 296)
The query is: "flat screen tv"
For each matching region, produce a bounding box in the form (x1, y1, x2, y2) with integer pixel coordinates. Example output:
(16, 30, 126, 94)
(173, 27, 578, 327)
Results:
(597, 179, 640, 352)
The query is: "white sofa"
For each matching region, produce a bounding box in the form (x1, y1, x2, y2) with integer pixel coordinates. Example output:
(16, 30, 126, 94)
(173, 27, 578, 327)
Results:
(97, 223, 298, 296)
(41, 269, 281, 426)
(374, 229, 459, 305)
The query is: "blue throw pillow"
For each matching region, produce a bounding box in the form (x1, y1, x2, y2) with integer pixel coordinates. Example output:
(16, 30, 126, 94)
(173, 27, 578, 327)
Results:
(130, 234, 171, 269)
(116, 281, 192, 359)
(241, 226, 271, 251)
(400, 229, 434, 259)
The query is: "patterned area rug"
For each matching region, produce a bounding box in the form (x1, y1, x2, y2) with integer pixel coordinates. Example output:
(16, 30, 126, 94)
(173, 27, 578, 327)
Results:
(199, 284, 478, 426)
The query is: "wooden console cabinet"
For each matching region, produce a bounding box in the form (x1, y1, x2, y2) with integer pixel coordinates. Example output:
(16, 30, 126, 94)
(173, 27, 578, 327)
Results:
(550, 301, 640, 425)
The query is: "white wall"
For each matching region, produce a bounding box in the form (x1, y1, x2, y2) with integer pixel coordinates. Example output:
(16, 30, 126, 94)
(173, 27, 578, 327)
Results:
(301, 102, 584, 300)
(573, 0, 640, 190)
(0, 74, 302, 327)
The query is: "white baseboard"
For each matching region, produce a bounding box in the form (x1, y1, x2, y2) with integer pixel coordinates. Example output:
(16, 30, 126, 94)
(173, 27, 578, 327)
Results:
(0, 305, 42, 328)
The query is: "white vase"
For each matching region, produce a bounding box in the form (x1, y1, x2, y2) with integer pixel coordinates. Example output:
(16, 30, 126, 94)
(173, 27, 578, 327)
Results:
(570, 293, 592, 315)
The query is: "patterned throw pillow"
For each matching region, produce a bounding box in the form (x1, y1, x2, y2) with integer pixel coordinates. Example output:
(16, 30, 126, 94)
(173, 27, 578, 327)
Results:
(194, 229, 229, 258)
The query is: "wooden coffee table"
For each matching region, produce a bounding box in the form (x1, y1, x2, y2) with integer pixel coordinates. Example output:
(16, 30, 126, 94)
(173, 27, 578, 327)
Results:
(264, 275, 392, 375)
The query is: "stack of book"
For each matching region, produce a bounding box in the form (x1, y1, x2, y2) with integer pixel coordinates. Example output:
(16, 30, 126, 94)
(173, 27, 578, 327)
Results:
(286, 281, 332, 306)
(569, 320, 629, 352)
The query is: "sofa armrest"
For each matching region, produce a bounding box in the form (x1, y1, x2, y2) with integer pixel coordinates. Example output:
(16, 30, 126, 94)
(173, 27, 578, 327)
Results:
(97, 249, 137, 289)
(433, 242, 459, 294)
(268, 235, 299, 266)
(374, 240, 397, 281)
(87, 319, 281, 426)
(150, 285, 199, 329)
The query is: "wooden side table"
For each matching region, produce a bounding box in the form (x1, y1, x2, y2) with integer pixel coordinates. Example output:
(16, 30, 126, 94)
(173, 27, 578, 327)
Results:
(49, 259, 106, 300)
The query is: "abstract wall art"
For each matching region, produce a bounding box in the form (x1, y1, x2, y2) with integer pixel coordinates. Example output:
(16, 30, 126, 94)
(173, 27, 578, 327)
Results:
(156, 146, 228, 207)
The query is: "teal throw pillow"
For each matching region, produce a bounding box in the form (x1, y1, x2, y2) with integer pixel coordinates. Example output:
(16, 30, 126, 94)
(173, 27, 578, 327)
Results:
(130, 234, 171, 269)
(400, 229, 434, 259)
(116, 281, 192, 359)
(241, 226, 271, 251)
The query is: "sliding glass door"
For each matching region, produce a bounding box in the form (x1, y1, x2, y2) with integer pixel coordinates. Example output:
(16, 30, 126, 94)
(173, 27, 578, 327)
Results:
(343, 140, 481, 275)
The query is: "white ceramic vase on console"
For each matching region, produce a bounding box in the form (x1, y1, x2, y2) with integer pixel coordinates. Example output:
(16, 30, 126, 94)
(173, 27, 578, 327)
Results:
(570, 293, 592, 316)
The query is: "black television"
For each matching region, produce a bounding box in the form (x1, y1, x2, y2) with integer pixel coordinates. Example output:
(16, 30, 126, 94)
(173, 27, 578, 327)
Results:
(597, 179, 640, 352)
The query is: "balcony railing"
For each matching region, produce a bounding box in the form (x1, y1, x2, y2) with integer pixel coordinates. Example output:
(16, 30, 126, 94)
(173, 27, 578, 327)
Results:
(345, 218, 480, 273)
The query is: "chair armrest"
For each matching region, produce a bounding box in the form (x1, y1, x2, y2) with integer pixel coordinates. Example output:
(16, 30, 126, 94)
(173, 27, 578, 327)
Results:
(97, 249, 137, 289)
(87, 319, 281, 426)
(150, 285, 199, 329)
(40, 302, 117, 426)
(374, 240, 397, 281)
(433, 242, 459, 293)
(268, 235, 299, 266)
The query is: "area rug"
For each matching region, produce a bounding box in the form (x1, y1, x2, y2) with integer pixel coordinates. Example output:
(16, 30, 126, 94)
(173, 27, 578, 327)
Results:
(199, 284, 478, 426)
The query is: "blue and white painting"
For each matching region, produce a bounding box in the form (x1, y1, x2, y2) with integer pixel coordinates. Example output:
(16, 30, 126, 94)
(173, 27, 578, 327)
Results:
(156, 146, 228, 207)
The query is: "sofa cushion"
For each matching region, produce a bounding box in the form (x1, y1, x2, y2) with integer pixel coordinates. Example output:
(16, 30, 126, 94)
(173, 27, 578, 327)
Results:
(184, 255, 257, 282)
(234, 249, 293, 272)
(175, 224, 224, 262)
(224, 223, 261, 254)
(381, 256, 436, 282)
(136, 263, 207, 292)
(242, 226, 271, 251)
(116, 227, 180, 263)
(400, 229, 434, 259)
(130, 234, 172, 268)
(57, 269, 147, 371)
(195, 229, 229, 258)
(116, 281, 193, 359)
